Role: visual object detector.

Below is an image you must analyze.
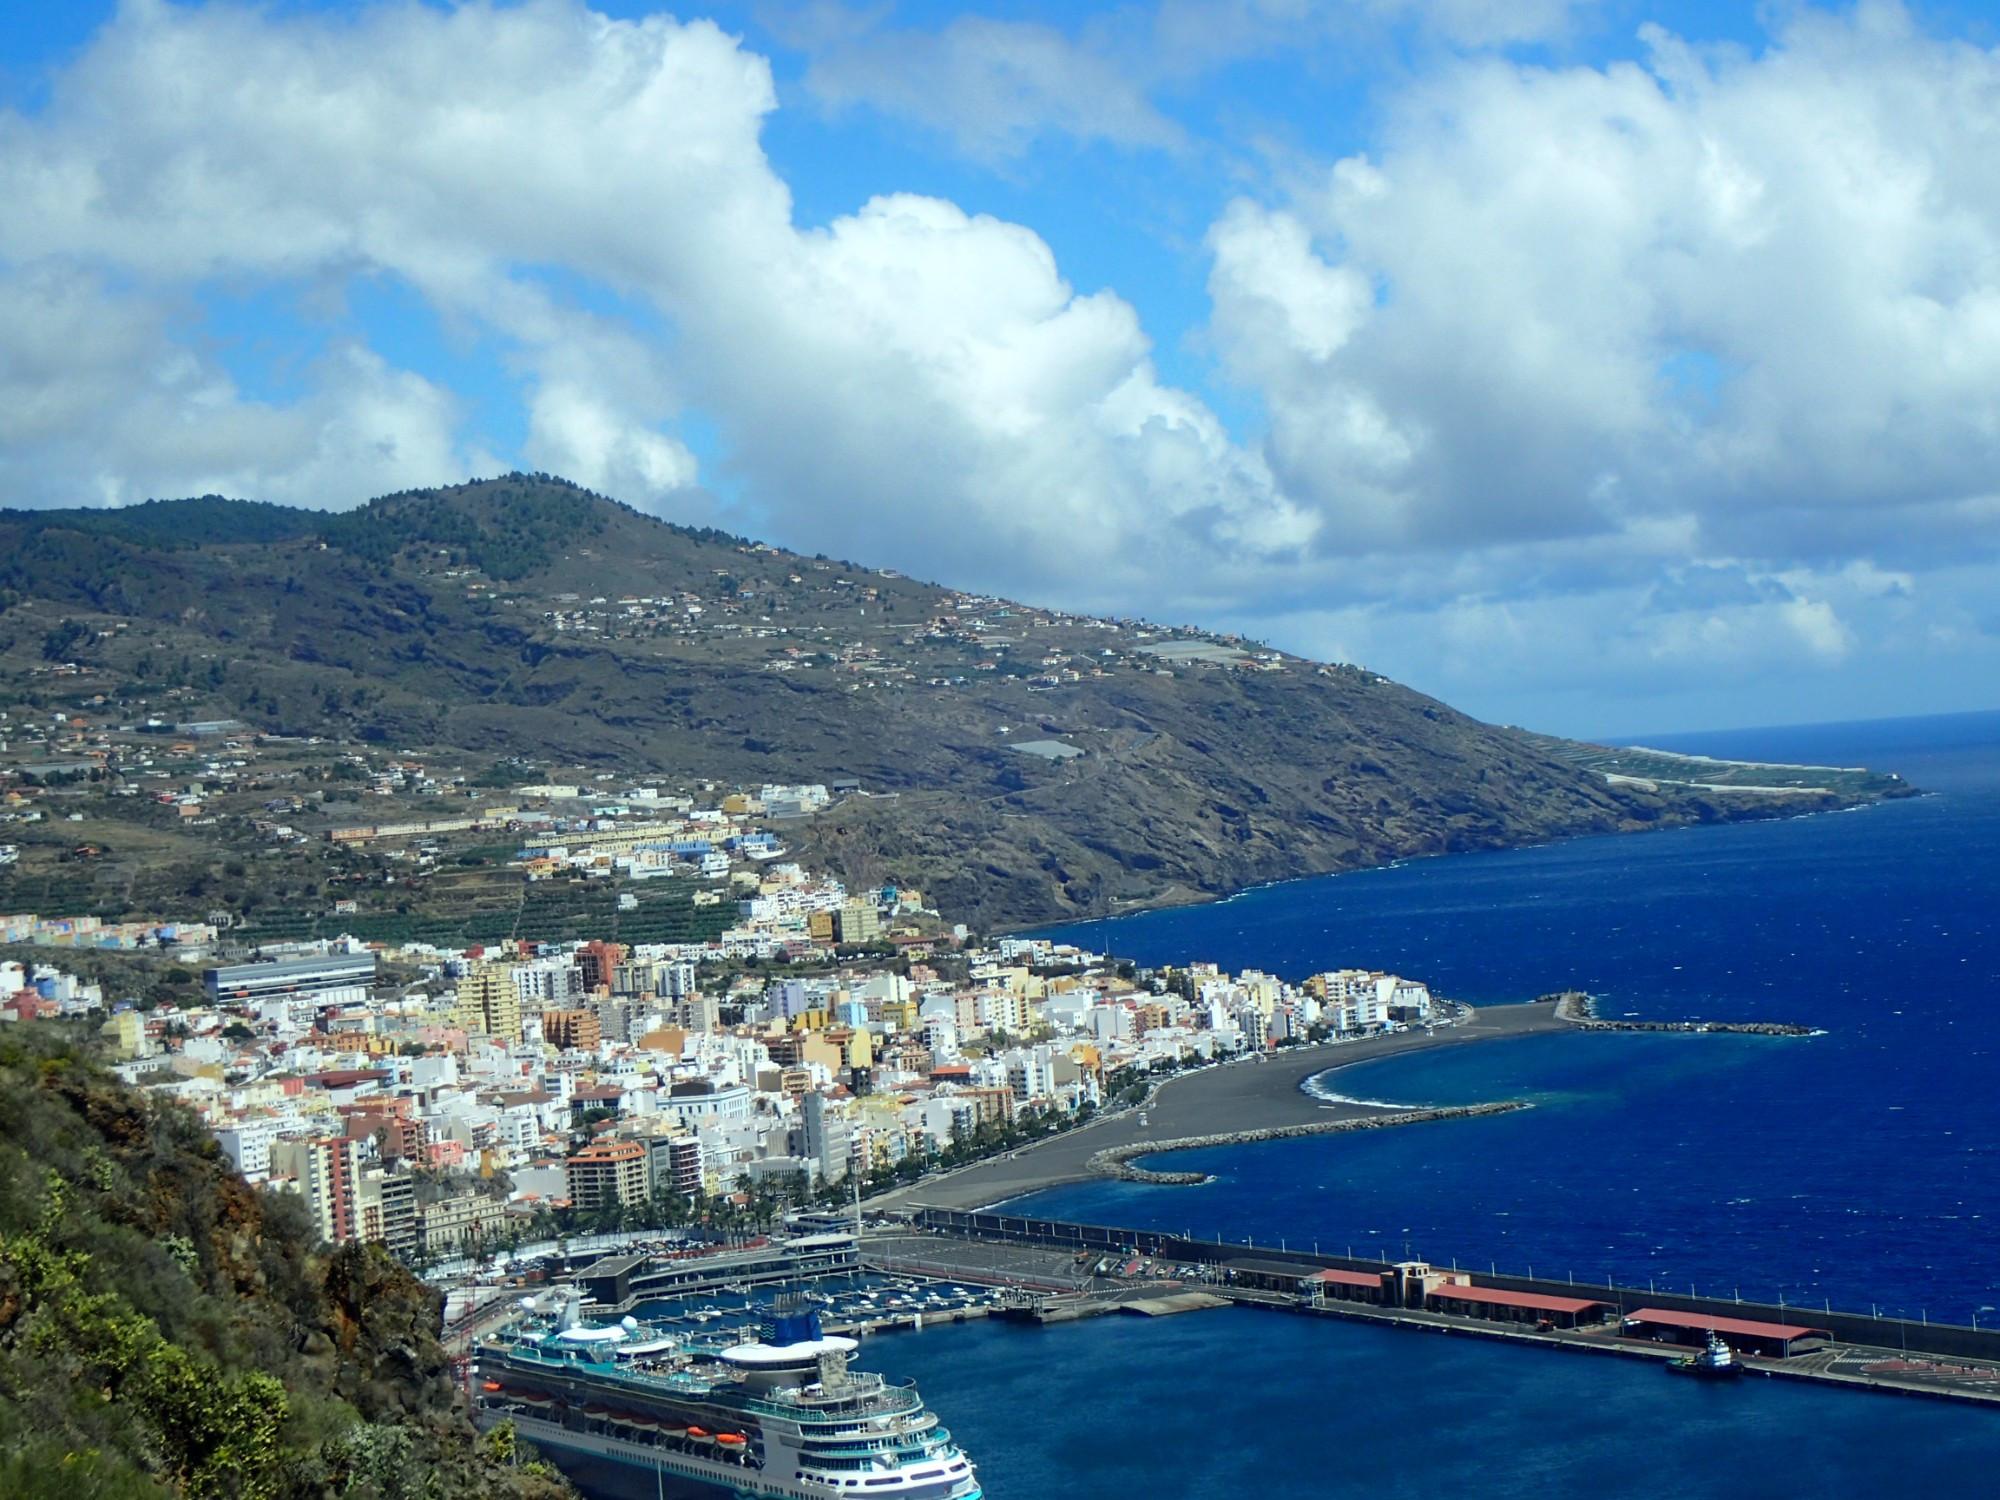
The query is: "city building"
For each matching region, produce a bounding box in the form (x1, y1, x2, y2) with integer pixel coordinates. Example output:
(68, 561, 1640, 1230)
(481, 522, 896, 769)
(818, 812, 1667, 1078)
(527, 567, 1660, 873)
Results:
(206, 953, 377, 1025)
(565, 1139, 650, 1212)
(270, 1136, 362, 1245)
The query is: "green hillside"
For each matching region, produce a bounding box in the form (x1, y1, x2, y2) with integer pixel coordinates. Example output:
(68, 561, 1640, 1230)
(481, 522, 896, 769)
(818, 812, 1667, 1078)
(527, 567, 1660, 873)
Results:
(0, 1024, 571, 1500)
(0, 475, 1912, 930)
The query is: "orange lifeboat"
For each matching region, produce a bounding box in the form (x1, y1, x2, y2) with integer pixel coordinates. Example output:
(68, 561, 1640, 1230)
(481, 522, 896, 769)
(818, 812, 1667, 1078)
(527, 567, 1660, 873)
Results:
(716, 1433, 748, 1447)
(480, 1381, 502, 1392)
(686, 1426, 710, 1439)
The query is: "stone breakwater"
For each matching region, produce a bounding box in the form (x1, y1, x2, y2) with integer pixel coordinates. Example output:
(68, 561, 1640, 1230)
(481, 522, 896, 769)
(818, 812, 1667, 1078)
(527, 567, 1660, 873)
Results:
(1085, 1102, 1532, 1186)
(1550, 991, 1818, 1037)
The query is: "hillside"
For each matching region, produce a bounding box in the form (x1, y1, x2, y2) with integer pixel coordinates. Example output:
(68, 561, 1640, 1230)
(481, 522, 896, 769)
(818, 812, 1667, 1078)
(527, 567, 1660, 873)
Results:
(0, 476, 1910, 931)
(0, 1022, 571, 1500)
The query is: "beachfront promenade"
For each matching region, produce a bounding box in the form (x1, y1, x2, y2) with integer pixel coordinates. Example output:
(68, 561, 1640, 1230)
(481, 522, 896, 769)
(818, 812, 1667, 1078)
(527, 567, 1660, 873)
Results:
(873, 1000, 1571, 1213)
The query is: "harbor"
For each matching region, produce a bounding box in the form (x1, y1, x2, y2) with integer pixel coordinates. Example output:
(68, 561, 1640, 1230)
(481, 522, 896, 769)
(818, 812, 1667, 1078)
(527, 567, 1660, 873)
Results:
(454, 1210, 2000, 1417)
(889, 1210, 2000, 1407)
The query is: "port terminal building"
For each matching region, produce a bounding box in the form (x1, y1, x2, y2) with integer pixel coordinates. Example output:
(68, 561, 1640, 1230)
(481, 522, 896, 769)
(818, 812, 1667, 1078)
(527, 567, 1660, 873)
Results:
(1622, 1308, 1831, 1359)
(577, 1234, 859, 1311)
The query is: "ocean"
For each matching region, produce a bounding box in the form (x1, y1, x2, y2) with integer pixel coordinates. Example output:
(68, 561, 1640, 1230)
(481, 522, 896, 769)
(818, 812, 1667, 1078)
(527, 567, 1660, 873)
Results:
(859, 710, 2000, 1494)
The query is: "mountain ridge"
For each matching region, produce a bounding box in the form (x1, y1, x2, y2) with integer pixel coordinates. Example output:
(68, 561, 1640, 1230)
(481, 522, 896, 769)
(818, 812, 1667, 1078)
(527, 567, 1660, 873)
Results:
(0, 475, 1908, 931)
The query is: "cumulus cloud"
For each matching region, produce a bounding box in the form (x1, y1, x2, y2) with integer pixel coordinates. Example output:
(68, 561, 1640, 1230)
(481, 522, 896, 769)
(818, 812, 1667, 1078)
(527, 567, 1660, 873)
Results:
(1209, 5, 2000, 572)
(3, 0, 1999, 727)
(0, 0, 1302, 596)
(789, 9, 1184, 159)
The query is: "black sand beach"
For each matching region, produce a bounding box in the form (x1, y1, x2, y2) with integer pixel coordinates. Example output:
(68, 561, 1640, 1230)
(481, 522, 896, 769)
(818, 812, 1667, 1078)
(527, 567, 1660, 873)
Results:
(872, 1001, 1571, 1212)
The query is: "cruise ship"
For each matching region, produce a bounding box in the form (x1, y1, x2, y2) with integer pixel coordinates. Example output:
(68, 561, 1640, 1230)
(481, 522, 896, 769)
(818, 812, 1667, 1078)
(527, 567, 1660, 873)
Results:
(472, 1291, 981, 1500)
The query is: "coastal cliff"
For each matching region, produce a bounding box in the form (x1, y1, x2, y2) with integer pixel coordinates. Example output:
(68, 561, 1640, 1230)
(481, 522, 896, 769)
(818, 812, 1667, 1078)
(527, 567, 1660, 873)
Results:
(0, 1023, 573, 1500)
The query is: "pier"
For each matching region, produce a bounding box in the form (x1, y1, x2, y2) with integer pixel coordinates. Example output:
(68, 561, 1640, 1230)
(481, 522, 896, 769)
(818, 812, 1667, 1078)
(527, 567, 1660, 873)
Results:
(884, 1209, 2000, 1408)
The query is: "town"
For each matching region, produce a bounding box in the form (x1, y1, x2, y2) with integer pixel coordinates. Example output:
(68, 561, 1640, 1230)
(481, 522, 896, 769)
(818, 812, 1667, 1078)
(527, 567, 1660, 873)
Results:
(0, 775, 1436, 1269)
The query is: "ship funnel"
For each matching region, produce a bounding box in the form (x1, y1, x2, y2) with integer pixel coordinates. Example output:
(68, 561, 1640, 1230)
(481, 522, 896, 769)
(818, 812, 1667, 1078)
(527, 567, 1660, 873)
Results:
(764, 1291, 824, 1348)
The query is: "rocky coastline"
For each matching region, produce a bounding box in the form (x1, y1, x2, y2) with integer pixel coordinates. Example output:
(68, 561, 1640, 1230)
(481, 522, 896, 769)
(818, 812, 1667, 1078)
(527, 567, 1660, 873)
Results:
(1550, 991, 1818, 1037)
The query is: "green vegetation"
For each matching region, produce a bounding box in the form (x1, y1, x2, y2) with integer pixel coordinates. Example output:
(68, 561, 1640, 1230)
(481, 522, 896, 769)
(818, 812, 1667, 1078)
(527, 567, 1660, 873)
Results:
(0, 473, 1912, 931)
(318, 479, 611, 581)
(0, 1025, 572, 1499)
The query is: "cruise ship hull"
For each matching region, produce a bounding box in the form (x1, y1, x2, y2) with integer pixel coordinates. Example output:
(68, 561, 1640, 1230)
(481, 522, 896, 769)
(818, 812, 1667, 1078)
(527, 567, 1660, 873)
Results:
(475, 1294, 978, 1500)
(495, 1413, 982, 1500)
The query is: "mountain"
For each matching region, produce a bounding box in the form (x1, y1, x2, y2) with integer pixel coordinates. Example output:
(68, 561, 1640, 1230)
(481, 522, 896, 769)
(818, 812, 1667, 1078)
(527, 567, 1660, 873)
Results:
(0, 476, 1908, 931)
(0, 1023, 571, 1500)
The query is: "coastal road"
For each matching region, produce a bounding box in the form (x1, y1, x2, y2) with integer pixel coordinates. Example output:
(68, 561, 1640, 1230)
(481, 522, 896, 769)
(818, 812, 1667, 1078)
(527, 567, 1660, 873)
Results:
(875, 1001, 1570, 1214)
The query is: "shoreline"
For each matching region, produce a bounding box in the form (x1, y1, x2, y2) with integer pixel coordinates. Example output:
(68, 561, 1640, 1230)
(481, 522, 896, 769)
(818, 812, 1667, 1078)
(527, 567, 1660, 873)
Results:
(871, 1000, 1576, 1214)
(1009, 781, 1917, 937)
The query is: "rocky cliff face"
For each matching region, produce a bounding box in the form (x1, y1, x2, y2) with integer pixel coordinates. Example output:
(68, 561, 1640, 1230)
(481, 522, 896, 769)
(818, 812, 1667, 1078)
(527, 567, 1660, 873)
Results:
(0, 1024, 572, 1500)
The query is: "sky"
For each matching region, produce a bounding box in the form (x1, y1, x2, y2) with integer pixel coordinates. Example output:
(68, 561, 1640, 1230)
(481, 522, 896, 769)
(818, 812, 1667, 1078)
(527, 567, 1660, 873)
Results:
(4, 2, 2000, 738)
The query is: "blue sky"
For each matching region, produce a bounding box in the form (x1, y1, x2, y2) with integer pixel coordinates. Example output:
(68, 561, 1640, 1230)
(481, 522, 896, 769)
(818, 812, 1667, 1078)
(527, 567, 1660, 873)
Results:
(3, 1, 2000, 738)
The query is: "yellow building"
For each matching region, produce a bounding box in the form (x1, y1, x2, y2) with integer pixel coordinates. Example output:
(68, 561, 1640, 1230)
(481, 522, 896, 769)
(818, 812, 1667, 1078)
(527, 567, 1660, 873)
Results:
(453, 961, 523, 1042)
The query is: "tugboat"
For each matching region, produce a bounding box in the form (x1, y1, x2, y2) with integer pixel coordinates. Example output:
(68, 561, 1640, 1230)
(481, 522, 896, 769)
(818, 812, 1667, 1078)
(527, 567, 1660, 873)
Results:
(1667, 1330, 1743, 1380)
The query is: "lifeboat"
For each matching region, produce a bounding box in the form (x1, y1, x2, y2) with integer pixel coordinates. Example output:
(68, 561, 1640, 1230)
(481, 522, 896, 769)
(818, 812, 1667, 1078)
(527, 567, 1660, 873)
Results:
(686, 1427, 710, 1440)
(480, 1381, 502, 1392)
(716, 1433, 748, 1447)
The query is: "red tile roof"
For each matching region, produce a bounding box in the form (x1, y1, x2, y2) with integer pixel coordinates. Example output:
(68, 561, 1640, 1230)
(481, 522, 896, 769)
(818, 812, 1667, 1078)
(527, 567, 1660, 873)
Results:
(1625, 1308, 1825, 1341)
(1427, 1284, 1606, 1316)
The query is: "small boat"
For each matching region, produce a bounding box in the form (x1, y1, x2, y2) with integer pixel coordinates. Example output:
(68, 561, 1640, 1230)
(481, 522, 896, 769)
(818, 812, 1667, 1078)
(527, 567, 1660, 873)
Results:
(1668, 1331, 1743, 1380)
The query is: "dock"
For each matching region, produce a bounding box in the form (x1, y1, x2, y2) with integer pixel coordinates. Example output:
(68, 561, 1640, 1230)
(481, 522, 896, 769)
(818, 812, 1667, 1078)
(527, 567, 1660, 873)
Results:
(881, 1208, 2000, 1408)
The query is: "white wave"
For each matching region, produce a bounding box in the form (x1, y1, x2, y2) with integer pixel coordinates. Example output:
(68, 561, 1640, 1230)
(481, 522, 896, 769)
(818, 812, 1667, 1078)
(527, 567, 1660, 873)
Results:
(1300, 1070, 1427, 1109)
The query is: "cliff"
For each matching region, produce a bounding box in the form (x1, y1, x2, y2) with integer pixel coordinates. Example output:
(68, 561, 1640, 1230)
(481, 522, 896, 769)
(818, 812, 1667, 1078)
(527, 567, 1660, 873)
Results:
(0, 1023, 571, 1500)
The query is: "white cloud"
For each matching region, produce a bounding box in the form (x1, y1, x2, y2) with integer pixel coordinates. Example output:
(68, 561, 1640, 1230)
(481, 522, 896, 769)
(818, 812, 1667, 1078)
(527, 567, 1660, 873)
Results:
(0, 260, 467, 508)
(1209, 5, 2000, 574)
(0, 0, 1302, 595)
(2, 0, 1998, 728)
(792, 10, 1183, 160)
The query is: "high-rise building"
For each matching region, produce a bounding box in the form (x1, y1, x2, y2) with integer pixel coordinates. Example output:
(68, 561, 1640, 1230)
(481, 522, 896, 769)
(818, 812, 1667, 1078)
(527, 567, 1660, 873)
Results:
(642, 1133, 706, 1198)
(564, 1139, 650, 1212)
(356, 1168, 418, 1258)
(613, 960, 659, 997)
(453, 961, 523, 1041)
(835, 903, 880, 944)
(577, 940, 628, 994)
(671, 992, 719, 1034)
(800, 1092, 850, 1184)
(542, 1008, 602, 1052)
(270, 1136, 362, 1244)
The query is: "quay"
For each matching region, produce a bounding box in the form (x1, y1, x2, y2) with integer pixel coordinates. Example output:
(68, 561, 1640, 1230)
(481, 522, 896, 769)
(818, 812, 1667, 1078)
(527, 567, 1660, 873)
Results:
(468, 1214, 2000, 1410)
(879, 1209, 2000, 1408)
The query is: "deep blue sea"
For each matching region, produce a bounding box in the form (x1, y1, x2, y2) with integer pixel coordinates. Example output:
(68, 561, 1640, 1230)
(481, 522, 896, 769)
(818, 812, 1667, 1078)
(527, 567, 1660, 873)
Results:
(876, 710, 2000, 1496)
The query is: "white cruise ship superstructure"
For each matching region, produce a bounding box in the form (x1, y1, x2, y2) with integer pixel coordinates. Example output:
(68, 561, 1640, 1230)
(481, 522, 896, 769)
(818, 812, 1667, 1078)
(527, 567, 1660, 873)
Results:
(472, 1293, 981, 1500)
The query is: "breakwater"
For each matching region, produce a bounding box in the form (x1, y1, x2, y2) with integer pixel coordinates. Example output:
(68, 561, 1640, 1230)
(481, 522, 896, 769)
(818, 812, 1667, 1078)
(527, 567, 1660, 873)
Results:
(1551, 990, 1817, 1036)
(1085, 1101, 1531, 1185)
(904, 1208, 2000, 1405)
